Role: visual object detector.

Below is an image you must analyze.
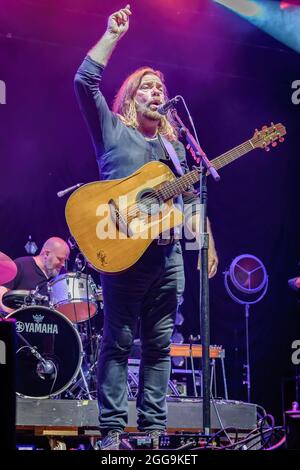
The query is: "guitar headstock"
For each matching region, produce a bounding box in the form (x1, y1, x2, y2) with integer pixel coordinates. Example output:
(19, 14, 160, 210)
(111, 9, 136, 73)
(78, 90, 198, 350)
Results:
(251, 123, 286, 151)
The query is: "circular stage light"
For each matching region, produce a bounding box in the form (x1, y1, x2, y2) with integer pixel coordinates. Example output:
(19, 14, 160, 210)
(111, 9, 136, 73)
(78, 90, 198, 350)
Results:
(225, 254, 268, 305)
(223, 254, 268, 403)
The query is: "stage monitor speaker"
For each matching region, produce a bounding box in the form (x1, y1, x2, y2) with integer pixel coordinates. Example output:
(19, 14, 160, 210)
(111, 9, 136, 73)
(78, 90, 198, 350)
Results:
(0, 319, 16, 450)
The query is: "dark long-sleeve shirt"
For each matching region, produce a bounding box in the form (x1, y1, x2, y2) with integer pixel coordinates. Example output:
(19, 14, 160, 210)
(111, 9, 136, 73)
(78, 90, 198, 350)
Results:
(74, 56, 200, 221)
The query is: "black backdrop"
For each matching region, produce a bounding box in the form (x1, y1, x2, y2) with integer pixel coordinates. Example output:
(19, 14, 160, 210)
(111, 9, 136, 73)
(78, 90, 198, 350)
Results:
(1, 0, 300, 423)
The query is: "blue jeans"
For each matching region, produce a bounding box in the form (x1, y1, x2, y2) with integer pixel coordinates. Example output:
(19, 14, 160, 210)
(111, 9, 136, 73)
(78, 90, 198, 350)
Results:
(97, 241, 184, 433)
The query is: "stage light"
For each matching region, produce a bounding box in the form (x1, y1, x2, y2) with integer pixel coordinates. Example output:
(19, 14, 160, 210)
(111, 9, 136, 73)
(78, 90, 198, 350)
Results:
(24, 235, 37, 255)
(281, 1, 300, 8)
(224, 254, 268, 402)
(214, 0, 262, 17)
(214, 0, 300, 53)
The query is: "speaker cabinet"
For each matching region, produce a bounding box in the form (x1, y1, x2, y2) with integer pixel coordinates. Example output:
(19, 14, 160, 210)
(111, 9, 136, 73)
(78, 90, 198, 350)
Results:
(0, 320, 16, 450)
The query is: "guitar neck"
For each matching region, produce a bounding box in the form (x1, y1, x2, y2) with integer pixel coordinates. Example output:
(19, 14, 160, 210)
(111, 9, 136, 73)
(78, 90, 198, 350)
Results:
(159, 169, 200, 201)
(211, 139, 254, 171)
(159, 139, 255, 201)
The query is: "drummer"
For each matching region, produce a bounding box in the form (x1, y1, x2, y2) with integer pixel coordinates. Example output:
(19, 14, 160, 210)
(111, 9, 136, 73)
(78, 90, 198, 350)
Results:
(0, 237, 70, 313)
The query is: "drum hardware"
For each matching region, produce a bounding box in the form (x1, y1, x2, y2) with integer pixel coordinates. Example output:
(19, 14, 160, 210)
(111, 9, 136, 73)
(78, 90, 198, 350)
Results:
(67, 235, 78, 251)
(64, 322, 100, 400)
(74, 252, 85, 272)
(64, 358, 98, 400)
(2, 289, 49, 310)
(65, 365, 94, 400)
(29, 287, 49, 304)
(64, 307, 104, 400)
(64, 325, 102, 400)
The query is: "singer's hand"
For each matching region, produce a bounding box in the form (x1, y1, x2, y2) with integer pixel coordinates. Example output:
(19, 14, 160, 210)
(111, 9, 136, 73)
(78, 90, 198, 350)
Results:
(208, 246, 218, 279)
(197, 247, 218, 278)
(107, 5, 131, 38)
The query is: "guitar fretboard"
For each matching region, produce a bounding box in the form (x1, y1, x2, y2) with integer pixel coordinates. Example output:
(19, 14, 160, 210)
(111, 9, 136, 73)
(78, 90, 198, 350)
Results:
(157, 139, 254, 201)
(211, 140, 253, 170)
(158, 169, 200, 201)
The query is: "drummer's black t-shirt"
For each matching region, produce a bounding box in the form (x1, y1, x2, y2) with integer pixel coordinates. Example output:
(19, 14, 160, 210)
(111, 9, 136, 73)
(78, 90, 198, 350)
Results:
(4, 256, 51, 297)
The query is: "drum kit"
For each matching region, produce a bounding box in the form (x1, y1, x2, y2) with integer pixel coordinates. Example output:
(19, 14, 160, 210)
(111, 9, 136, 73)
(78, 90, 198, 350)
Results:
(0, 251, 103, 400)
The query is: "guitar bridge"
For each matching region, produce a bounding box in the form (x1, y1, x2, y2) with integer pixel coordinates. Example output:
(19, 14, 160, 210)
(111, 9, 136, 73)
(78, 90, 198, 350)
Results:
(108, 198, 133, 237)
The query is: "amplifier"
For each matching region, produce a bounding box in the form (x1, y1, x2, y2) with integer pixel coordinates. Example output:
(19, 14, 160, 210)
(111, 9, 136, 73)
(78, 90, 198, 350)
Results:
(170, 344, 225, 358)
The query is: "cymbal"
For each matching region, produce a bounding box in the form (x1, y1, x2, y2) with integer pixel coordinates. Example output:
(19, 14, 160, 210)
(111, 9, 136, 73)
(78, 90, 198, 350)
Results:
(0, 251, 17, 285)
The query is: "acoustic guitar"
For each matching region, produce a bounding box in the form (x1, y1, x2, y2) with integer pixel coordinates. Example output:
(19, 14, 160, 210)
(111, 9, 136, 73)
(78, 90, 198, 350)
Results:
(65, 123, 286, 273)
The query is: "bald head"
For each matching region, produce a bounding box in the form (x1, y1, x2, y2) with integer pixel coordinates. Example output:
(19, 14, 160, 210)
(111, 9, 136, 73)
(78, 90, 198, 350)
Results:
(39, 237, 70, 278)
(41, 237, 70, 256)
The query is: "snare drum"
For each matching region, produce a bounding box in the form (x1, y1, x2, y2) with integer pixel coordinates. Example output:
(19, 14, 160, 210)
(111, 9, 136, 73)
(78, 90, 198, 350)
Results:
(2, 289, 49, 309)
(48, 272, 97, 323)
(6, 306, 83, 399)
(2, 290, 32, 309)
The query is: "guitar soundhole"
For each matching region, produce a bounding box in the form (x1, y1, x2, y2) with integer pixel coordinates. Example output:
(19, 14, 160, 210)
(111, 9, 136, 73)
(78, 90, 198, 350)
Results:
(137, 188, 162, 215)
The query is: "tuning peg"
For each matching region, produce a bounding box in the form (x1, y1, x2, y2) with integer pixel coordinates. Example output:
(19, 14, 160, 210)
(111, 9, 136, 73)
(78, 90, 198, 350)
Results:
(279, 137, 284, 143)
(264, 146, 270, 152)
(271, 142, 277, 147)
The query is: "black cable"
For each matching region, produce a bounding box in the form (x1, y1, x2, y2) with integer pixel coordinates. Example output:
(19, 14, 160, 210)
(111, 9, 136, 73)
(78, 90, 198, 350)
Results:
(259, 414, 275, 449)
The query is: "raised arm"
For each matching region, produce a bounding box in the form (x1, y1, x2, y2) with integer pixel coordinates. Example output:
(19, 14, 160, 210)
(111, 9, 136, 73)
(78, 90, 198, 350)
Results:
(88, 5, 131, 65)
(74, 5, 131, 154)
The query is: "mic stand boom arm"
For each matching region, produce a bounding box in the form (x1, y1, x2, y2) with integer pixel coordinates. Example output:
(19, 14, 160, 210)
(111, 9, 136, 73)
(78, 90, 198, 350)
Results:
(171, 109, 220, 436)
(171, 110, 220, 182)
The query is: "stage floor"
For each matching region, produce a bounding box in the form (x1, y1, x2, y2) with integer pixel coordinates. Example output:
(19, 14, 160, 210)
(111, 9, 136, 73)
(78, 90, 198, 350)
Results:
(16, 397, 258, 433)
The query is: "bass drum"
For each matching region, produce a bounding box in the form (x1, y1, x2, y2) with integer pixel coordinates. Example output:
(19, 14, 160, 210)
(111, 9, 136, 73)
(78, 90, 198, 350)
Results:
(6, 306, 83, 399)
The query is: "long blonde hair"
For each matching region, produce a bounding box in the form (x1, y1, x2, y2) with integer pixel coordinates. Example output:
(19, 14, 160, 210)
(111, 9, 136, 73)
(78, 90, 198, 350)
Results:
(112, 67, 178, 141)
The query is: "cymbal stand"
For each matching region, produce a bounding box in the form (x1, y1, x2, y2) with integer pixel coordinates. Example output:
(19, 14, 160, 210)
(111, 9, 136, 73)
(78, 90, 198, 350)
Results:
(65, 328, 100, 400)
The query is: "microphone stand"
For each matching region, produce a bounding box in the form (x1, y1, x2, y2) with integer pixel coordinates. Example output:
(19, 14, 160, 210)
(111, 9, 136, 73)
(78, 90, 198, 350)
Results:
(171, 109, 220, 436)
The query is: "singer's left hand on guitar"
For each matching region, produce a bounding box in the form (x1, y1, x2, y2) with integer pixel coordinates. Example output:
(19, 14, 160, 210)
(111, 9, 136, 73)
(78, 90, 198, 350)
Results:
(196, 245, 218, 278)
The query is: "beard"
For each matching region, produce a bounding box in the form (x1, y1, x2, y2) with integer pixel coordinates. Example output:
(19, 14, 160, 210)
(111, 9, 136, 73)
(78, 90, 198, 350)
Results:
(47, 268, 60, 278)
(140, 105, 161, 121)
(45, 262, 60, 279)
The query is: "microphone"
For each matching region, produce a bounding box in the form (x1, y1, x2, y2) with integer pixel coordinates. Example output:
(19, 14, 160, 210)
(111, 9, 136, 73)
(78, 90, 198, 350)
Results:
(36, 359, 55, 376)
(29, 347, 55, 376)
(57, 183, 83, 198)
(157, 96, 181, 115)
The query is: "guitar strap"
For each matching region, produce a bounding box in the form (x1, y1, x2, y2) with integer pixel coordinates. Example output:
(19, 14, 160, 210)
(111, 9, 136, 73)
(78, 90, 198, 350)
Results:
(158, 135, 184, 241)
(159, 135, 184, 176)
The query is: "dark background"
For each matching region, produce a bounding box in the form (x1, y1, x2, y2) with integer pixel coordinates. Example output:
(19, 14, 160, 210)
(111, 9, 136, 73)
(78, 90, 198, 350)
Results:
(1, 0, 299, 423)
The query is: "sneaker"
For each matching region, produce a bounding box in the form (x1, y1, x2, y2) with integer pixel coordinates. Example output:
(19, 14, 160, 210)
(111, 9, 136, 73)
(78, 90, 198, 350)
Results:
(147, 430, 163, 450)
(100, 430, 121, 450)
(98, 430, 133, 451)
